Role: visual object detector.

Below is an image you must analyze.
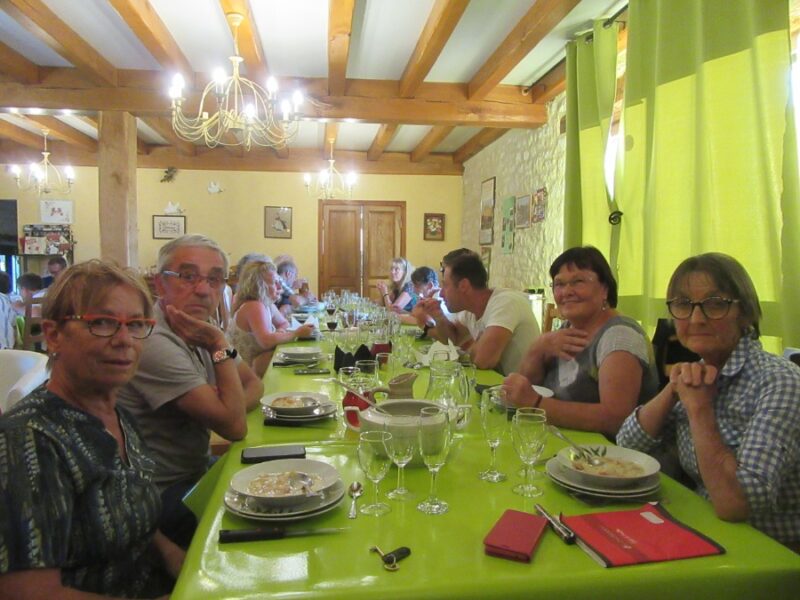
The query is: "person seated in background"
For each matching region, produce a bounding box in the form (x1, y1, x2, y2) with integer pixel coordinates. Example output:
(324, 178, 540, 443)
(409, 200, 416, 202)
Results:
(417, 249, 539, 374)
(502, 247, 659, 439)
(12, 272, 43, 315)
(117, 234, 263, 548)
(377, 257, 417, 312)
(41, 255, 67, 288)
(0, 260, 183, 599)
(228, 260, 315, 377)
(401, 266, 452, 334)
(0, 271, 16, 349)
(276, 259, 316, 317)
(233, 253, 272, 293)
(617, 253, 800, 550)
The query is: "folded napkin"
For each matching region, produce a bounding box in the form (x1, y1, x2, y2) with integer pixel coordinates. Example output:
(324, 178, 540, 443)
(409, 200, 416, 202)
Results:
(289, 315, 319, 330)
(414, 340, 460, 366)
(334, 344, 373, 372)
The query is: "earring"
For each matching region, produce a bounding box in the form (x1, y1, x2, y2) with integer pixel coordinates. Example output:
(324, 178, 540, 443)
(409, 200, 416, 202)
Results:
(601, 300, 608, 311)
(50, 352, 59, 360)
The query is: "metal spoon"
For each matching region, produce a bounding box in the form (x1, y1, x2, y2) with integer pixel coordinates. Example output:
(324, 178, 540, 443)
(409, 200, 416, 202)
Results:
(347, 481, 364, 519)
(547, 425, 603, 466)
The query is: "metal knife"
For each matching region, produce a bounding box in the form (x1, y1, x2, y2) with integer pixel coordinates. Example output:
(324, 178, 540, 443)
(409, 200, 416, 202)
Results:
(219, 527, 347, 544)
(534, 504, 576, 545)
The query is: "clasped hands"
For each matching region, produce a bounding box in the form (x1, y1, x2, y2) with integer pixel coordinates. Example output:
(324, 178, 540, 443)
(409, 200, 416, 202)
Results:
(668, 362, 718, 413)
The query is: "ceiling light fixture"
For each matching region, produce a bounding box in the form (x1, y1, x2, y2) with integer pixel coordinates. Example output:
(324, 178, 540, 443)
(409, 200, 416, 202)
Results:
(9, 129, 75, 196)
(168, 12, 307, 150)
(304, 140, 357, 200)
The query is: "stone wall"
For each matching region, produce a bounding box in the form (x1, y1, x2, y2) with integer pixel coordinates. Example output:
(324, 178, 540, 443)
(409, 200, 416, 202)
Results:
(461, 93, 567, 303)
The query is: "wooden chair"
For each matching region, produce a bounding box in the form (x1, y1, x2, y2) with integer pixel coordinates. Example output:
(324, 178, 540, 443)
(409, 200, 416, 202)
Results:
(21, 297, 45, 353)
(542, 302, 560, 333)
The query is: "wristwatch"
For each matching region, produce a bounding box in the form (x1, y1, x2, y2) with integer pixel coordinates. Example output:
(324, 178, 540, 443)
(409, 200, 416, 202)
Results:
(211, 347, 238, 364)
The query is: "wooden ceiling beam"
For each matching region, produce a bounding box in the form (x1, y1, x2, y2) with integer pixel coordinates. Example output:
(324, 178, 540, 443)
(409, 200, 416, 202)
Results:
(468, 0, 580, 100)
(411, 125, 453, 163)
(366, 123, 399, 161)
(399, 0, 468, 98)
(0, 41, 40, 84)
(0, 119, 45, 150)
(138, 117, 196, 156)
(528, 60, 566, 105)
(24, 115, 98, 153)
(0, 0, 118, 86)
(328, 0, 355, 96)
(219, 0, 268, 84)
(453, 128, 508, 164)
(108, 0, 193, 76)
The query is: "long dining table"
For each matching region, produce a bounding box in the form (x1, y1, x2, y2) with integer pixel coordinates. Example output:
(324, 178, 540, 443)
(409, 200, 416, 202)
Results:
(172, 339, 800, 600)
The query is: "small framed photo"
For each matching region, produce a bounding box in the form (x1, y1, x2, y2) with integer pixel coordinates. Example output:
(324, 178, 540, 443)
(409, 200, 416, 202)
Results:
(515, 195, 531, 228)
(423, 213, 445, 241)
(152, 215, 186, 239)
(40, 199, 73, 224)
(480, 176, 496, 245)
(265, 206, 292, 239)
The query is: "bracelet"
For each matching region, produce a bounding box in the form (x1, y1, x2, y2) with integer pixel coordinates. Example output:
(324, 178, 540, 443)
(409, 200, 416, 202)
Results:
(383, 293, 390, 299)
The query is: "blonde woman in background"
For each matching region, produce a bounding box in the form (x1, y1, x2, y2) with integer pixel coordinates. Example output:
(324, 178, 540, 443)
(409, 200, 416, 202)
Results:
(228, 261, 314, 377)
(377, 257, 417, 312)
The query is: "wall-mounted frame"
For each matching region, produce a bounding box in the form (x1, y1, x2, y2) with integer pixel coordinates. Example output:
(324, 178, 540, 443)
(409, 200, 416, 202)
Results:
(152, 214, 186, 239)
(515, 194, 531, 228)
(40, 199, 73, 224)
(264, 206, 292, 239)
(533, 187, 548, 223)
(423, 213, 445, 241)
(479, 176, 496, 245)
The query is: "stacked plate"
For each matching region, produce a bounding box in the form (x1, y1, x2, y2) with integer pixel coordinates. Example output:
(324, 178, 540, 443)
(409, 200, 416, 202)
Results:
(546, 445, 661, 500)
(260, 391, 336, 423)
(225, 458, 345, 522)
(275, 346, 323, 365)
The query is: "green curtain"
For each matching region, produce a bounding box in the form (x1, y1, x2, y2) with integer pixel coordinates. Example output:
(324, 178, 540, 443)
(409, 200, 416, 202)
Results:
(609, 0, 800, 351)
(564, 21, 620, 252)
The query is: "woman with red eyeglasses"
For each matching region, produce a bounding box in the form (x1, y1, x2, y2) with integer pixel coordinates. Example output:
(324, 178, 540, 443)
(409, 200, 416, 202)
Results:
(0, 260, 183, 599)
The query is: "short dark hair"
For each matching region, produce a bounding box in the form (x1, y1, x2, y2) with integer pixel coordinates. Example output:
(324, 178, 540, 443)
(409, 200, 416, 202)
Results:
(47, 255, 68, 269)
(0, 271, 10, 294)
(447, 253, 487, 289)
(411, 266, 438, 286)
(17, 273, 43, 292)
(549, 246, 618, 308)
(441, 248, 475, 271)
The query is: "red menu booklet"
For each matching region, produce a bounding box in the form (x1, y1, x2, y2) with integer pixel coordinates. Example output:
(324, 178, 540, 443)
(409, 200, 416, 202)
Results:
(484, 509, 548, 563)
(561, 503, 725, 567)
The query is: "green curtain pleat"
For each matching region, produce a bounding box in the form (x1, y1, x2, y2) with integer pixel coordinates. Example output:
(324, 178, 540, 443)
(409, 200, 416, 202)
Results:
(564, 21, 619, 252)
(613, 0, 798, 350)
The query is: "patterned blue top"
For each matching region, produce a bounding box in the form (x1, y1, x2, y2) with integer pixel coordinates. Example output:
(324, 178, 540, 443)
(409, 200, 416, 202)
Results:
(392, 281, 418, 312)
(0, 386, 172, 597)
(617, 336, 800, 544)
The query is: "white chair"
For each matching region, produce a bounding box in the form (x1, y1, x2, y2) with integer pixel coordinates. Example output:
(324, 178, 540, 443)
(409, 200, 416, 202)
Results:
(0, 349, 49, 414)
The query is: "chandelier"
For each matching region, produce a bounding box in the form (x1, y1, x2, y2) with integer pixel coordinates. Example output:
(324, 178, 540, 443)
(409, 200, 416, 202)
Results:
(10, 129, 75, 196)
(304, 141, 357, 200)
(168, 12, 304, 150)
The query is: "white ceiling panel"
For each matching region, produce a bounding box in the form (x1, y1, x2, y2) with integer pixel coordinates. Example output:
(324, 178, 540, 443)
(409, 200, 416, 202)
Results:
(39, 0, 160, 69)
(252, 0, 329, 78)
(386, 125, 432, 153)
(335, 122, 381, 151)
(0, 10, 70, 67)
(0, 114, 43, 136)
(56, 115, 98, 139)
(426, 0, 535, 83)
(136, 119, 168, 145)
(436, 126, 483, 153)
(288, 121, 326, 149)
(348, 0, 436, 80)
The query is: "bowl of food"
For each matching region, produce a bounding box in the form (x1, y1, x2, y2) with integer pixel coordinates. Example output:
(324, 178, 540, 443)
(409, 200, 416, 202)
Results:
(555, 445, 660, 489)
(230, 458, 340, 508)
(260, 391, 329, 416)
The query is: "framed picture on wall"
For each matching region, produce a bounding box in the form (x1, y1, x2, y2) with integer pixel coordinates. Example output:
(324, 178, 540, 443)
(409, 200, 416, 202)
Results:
(515, 194, 531, 228)
(423, 213, 445, 241)
(501, 195, 515, 254)
(152, 215, 186, 239)
(40, 199, 73, 224)
(532, 187, 548, 223)
(479, 176, 496, 245)
(264, 206, 292, 239)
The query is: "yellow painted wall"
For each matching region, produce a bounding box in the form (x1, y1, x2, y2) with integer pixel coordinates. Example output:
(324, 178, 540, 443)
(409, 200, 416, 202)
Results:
(1, 166, 463, 290)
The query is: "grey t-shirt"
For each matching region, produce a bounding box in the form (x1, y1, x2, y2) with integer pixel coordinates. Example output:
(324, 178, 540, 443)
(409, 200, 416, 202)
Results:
(116, 304, 215, 490)
(542, 315, 659, 406)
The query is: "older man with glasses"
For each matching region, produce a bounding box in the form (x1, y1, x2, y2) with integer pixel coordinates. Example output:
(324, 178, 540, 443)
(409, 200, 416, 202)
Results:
(117, 234, 263, 548)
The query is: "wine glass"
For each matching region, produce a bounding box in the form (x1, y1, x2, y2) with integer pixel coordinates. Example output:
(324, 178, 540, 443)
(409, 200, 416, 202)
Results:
(384, 416, 417, 500)
(479, 387, 510, 482)
(511, 408, 548, 497)
(355, 359, 379, 386)
(417, 406, 451, 515)
(357, 431, 393, 516)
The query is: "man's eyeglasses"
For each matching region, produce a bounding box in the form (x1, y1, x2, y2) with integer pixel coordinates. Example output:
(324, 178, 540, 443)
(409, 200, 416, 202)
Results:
(666, 297, 739, 320)
(162, 270, 226, 289)
(551, 277, 596, 292)
(62, 315, 156, 339)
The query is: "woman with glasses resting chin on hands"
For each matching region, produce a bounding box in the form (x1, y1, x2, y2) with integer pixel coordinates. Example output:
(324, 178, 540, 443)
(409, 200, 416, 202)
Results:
(0, 260, 183, 599)
(502, 247, 659, 439)
(617, 253, 800, 549)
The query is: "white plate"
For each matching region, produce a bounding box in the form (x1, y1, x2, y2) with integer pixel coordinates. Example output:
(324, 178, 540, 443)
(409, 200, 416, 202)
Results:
(532, 385, 554, 397)
(260, 392, 329, 416)
(280, 346, 323, 358)
(230, 459, 341, 506)
(546, 458, 660, 496)
(265, 403, 337, 422)
(224, 480, 345, 521)
(555, 445, 661, 489)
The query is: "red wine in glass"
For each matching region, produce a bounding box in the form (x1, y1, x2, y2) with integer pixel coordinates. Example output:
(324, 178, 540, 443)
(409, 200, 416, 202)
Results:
(327, 320, 338, 331)
(326, 306, 336, 316)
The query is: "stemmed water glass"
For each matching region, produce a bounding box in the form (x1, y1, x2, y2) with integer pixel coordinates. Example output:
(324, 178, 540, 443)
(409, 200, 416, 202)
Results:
(357, 431, 393, 516)
(417, 406, 451, 515)
(511, 408, 548, 497)
(479, 387, 509, 482)
(384, 416, 416, 500)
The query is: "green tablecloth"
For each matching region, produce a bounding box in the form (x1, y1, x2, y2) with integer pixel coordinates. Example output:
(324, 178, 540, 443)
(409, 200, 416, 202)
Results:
(174, 348, 800, 599)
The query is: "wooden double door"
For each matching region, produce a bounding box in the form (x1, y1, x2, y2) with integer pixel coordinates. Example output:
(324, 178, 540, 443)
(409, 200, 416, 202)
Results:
(318, 200, 405, 302)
